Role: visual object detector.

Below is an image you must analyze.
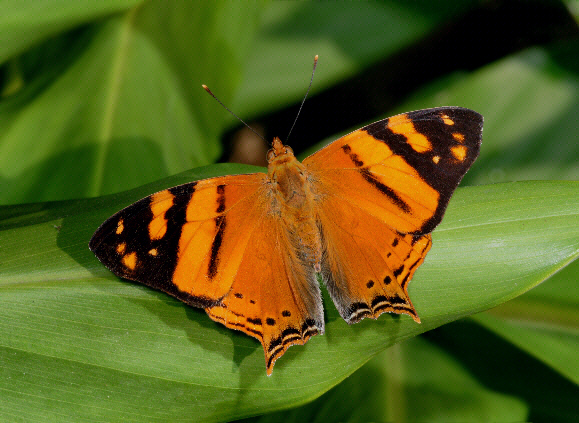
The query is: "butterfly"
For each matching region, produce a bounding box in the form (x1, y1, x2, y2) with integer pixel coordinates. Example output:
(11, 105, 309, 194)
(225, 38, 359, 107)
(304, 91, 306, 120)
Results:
(90, 106, 482, 375)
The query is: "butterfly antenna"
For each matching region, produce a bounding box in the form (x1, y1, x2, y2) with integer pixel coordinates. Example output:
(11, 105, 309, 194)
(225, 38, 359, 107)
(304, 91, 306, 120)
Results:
(202, 84, 266, 142)
(286, 54, 318, 141)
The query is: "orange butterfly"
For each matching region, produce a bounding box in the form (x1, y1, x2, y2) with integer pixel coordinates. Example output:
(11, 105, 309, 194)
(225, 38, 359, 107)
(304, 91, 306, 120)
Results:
(90, 107, 482, 375)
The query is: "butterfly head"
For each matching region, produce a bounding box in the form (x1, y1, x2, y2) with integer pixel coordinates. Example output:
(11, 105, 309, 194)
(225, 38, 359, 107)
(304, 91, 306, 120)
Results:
(267, 137, 295, 164)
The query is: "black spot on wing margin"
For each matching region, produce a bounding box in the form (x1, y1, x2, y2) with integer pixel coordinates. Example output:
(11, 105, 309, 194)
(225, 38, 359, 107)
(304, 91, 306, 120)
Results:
(265, 318, 322, 371)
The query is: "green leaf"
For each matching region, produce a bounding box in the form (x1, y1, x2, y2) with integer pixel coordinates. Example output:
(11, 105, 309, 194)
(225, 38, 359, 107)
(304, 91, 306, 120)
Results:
(474, 259, 579, 385)
(239, 337, 529, 423)
(0, 0, 145, 63)
(0, 1, 264, 204)
(0, 178, 577, 421)
(2, 2, 578, 421)
(234, 0, 480, 117)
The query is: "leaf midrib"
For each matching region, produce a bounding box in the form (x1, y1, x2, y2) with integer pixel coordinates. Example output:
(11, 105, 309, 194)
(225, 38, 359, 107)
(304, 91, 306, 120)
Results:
(91, 7, 138, 197)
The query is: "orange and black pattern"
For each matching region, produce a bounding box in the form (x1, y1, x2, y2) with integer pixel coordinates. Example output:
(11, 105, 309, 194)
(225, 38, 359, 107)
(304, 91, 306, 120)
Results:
(363, 107, 482, 233)
(89, 183, 218, 308)
(90, 106, 483, 375)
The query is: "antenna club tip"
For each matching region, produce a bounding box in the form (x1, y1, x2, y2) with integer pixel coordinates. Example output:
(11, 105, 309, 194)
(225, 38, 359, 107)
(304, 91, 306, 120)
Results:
(202, 85, 214, 96)
(314, 54, 318, 60)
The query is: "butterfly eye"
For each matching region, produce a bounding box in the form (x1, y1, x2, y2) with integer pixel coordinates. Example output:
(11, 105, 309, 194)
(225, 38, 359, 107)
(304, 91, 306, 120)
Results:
(284, 146, 294, 155)
(266, 149, 276, 162)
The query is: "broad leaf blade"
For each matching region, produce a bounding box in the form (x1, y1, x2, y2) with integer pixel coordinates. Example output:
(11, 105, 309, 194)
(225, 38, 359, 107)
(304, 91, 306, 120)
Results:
(474, 259, 579, 385)
(239, 337, 530, 423)
(0, 1, 262, 204)
(474, 312, 579, 385)
(0, 0, 144, 63)
(0, 178, 577, 421)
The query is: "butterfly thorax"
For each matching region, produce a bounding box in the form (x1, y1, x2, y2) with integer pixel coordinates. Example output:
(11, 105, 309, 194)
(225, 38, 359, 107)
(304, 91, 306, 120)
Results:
(267, 138, 309, 208)
(267, 137, 322, 271)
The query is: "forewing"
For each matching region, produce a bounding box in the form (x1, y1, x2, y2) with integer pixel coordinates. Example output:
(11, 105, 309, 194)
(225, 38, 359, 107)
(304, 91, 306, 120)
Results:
(304, 107, 482, 235)
(89, 173, 267, 308)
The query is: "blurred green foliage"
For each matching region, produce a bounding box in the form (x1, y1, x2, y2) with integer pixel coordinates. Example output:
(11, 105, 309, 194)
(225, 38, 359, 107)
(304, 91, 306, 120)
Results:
(0, 1, 578, 422)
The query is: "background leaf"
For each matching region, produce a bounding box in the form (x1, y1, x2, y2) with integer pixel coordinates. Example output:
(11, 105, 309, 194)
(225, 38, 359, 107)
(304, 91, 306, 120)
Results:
(239, 337, 530, 423)
(0, 0, 145, 64)
(233, 0, 480, 117)
(474, 260, 579, 386)
(0, 0, 263, 204)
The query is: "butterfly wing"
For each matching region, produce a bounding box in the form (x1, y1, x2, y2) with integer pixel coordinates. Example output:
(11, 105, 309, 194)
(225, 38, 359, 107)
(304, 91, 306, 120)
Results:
(304, 107, 482, 322)
(90, 174, 268, 307)
(90, 172, 324, 375)
(206, 209, 324, 375)
(317, 197, 431, 323)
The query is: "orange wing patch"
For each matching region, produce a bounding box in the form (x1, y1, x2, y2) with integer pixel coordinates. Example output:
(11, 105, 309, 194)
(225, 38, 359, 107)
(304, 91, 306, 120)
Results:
(451, 145, 468, 162)
(388, 113, 432, 153)
(317, 191, 433, 323)
(90, 106, 482, 376)
(206, 211, 323, 375)
(148, 191, 173, 240)
(441, 114, 454, 125)
(115, 219, 124, 234)
(121, 251, 137, 271)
